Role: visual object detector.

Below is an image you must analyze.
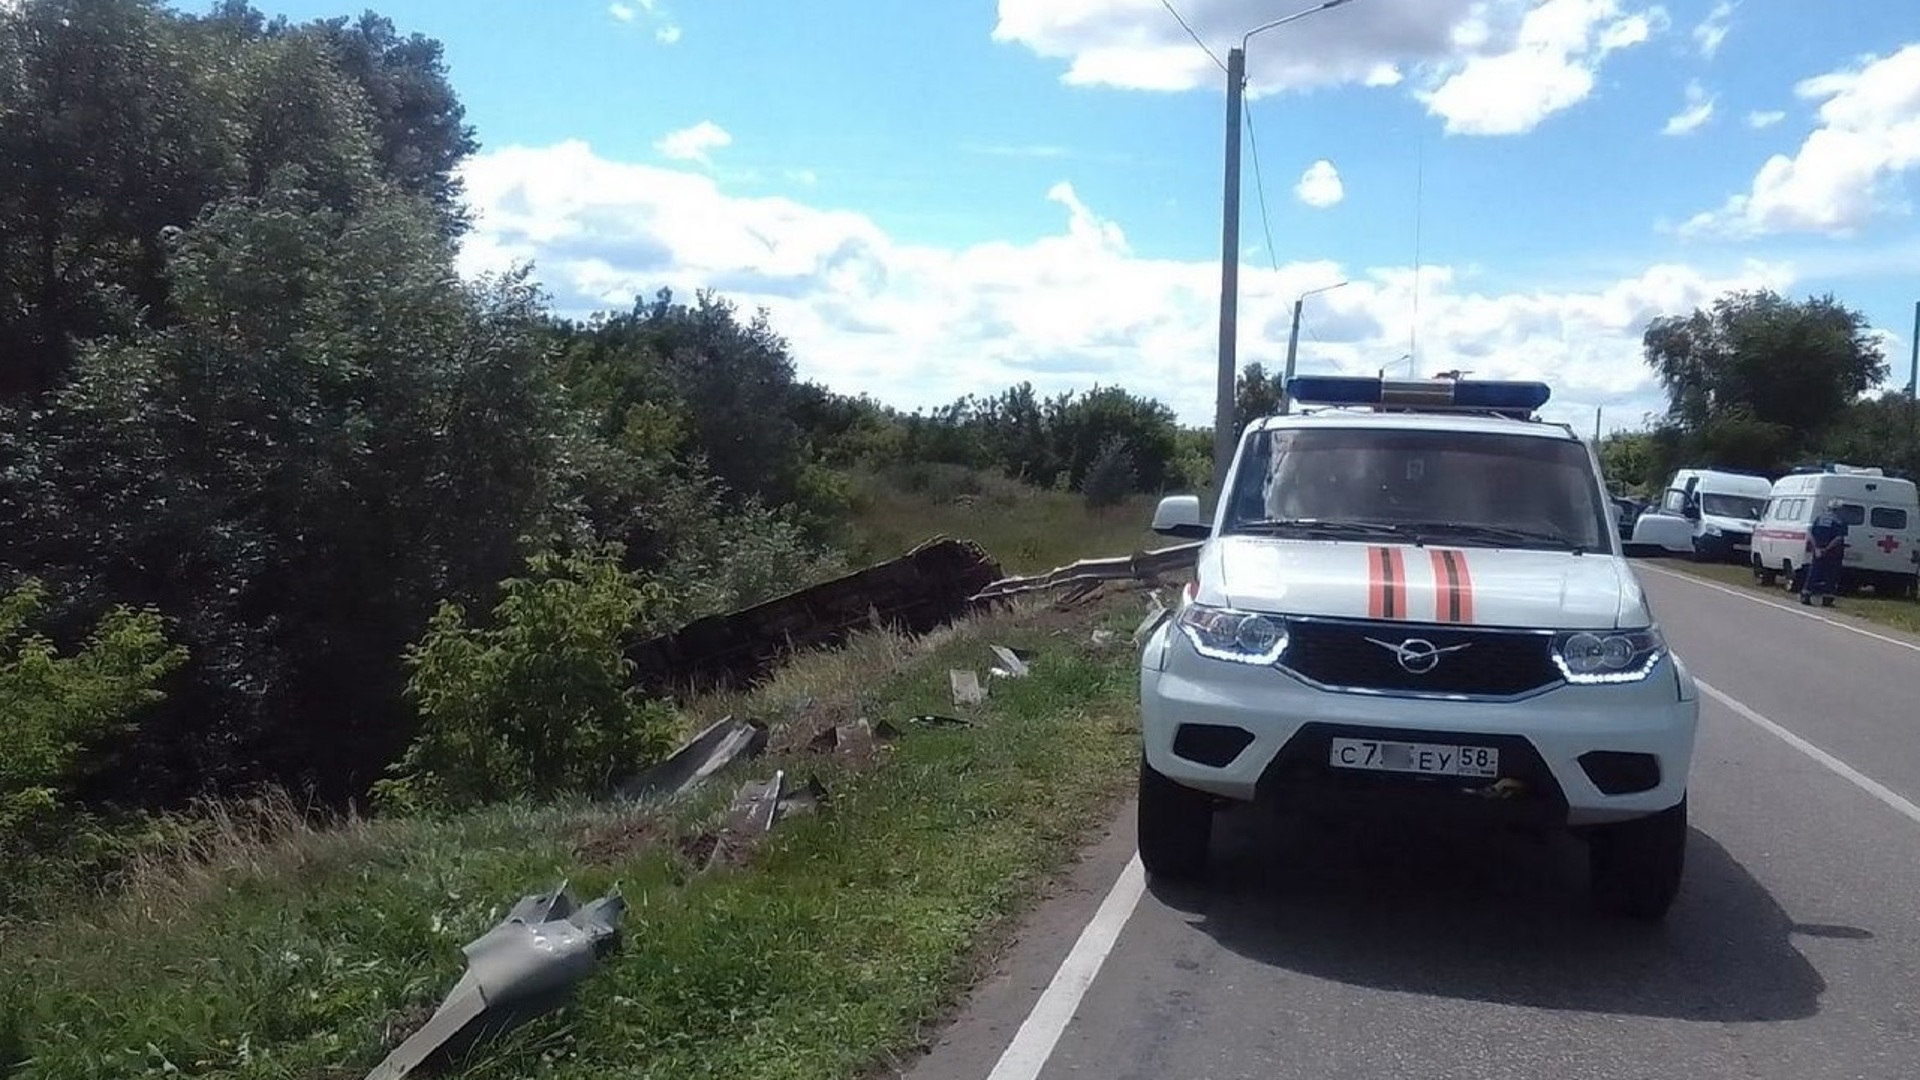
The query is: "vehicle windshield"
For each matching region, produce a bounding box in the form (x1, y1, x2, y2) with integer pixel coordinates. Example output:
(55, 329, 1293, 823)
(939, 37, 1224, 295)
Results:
(1222, 426, 1610, 552)
(1699, 493, 1766, 521)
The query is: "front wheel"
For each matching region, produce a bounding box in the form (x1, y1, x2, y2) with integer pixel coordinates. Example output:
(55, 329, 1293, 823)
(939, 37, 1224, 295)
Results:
(1137, 754, 1214, 880)
(1588, 796, 1688, 922)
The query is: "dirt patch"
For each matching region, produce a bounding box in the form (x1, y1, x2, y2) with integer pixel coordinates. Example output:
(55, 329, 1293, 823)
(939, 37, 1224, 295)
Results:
(572, 813, 672, 867)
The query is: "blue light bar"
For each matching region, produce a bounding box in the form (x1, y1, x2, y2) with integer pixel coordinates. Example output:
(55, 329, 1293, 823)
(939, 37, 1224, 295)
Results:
(1285, 375, 1552, 414)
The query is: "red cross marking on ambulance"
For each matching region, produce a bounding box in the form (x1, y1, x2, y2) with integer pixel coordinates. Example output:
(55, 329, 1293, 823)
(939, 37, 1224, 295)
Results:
(1878, 534, 1902, 554)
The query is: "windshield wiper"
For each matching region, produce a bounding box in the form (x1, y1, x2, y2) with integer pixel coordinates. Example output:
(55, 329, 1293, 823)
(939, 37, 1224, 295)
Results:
(1231, 518, 1412, 539)
(1400, 521, 1588, 553)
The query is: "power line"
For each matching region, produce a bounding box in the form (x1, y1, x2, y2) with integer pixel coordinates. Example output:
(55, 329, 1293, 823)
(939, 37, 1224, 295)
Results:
(1243, 108, 1280, 273)
(1157, 0, 1227, 72)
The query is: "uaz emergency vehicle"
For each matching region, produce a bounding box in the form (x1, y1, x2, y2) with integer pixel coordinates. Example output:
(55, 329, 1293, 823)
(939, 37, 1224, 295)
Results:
(1750, 465, 1920, 599)
(1138, 376, 1700, 921)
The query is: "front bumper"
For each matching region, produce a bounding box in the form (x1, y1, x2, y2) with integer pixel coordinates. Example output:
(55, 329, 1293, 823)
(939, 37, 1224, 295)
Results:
(1695, 529, 1752, 561)
(1140, 624, 1699, 828)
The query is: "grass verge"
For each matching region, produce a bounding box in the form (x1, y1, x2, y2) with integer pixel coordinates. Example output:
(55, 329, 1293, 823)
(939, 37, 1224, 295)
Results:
(1, 589, 1154, 1080)
(836, 464, 1161, 575)
(1648, 557, 1920, 635)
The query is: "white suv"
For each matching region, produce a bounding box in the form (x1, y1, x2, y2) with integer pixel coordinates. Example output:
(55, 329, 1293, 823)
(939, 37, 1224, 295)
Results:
(1137, 376, 1699, 921)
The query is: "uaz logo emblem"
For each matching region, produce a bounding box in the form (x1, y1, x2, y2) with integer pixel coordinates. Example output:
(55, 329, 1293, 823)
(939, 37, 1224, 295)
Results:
(1364, 636, 1472, 674)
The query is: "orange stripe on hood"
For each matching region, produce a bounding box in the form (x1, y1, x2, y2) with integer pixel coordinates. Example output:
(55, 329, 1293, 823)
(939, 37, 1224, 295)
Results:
(1429, 548, 1476, 623)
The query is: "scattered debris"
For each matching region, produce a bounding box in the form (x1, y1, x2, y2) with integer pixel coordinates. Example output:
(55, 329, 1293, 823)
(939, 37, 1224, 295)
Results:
(808, 717, 893, 758)
(949, 669, 986, 706)
(613, 716, 769, 803)
(1132, 592, 1170, 645)
(695, 770, 831, 872)
(970, 541, 1201, 603)
(629, 537, 1004, 696)
(1090, 629, 1117, 647)
(908, 713, 972, 728)
(987, 644, 1031, 679)
(365, 882, 625, 1080)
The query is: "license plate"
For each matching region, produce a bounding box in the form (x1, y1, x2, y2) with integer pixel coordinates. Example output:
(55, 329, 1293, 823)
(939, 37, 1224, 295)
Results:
(1328, 738, 1499, 778)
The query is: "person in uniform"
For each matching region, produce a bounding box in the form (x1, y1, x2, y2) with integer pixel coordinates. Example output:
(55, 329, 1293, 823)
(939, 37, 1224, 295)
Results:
(1802, 497, 1849, 607)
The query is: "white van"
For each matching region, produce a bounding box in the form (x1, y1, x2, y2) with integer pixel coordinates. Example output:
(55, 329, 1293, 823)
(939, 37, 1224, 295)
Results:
(1750, 465, 1920, 598)
(1630, 468, 1774, 563)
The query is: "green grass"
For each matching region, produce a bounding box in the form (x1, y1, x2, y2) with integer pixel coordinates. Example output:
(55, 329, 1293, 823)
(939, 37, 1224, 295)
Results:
(1, 593, 1151, 1080)
(836, 464, 1163, 575)
(1649, 557, 1920, 635)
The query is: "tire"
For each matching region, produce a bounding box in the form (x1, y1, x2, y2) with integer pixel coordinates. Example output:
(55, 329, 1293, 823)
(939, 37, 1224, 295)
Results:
(1137, 753, 1213, 880)
(1753, 558, 1777, 588)
(1588, 795, 1688, 922)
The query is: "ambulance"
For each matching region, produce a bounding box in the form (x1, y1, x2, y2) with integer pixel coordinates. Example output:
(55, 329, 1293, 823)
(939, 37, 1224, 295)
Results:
(1138, 375, 1698, 922)
(1749, 465, 1920, 599)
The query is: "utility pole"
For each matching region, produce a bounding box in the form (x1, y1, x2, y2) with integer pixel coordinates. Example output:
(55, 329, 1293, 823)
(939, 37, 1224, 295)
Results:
(1908, 299, 1917, 475)
(1594, 406, 1602, 444)
(1210, 45, 1247, 501)
(1207, 0, 1361, 500)
(1278, 280, 1347, 414)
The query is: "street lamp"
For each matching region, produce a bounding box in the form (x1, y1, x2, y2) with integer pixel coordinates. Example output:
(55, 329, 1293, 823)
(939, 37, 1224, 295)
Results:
(1211, 0, 1362, 498)
(1277, 279, 1349, 414)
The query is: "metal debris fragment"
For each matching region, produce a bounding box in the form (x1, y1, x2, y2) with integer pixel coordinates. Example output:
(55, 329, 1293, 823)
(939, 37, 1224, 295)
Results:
(1132, 592, 1170, 645)
(950, 669, 986, 705)
(988, 644, 1031, 679)
(908, 713, 972, 728)
(613, 715, 768, 802)
(1090, 629, 1117, 647)
(365, 882, 625, 1080)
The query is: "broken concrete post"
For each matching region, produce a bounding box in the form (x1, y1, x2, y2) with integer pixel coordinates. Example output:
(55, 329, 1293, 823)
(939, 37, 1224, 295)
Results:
(365, 882, 625, 1080)
(949, 669, 986, 706)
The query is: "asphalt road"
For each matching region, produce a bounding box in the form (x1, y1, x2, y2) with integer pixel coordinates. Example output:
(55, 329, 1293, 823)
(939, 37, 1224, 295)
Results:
(900, 563, 1920, 1080)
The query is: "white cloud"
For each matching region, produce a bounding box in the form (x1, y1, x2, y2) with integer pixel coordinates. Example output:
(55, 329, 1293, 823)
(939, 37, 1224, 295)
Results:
(654, 121, 731, 165)
(1692, 0, 1734, 59)
(1418, 0, 1666, 136)
(1745, 109, 1785, 128)
(609, 0, 680, 43)
(1295, 160, 1345, 208)
(994, 0, 1665, 136)
(1662, 79, 1715, 135)
(455, 140, 1811, 434)
(1684, 43, 1920, 238)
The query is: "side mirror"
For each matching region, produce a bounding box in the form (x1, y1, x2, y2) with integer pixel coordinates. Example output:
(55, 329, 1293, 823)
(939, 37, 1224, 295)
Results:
(1152, 494, 1209, 539)
(1621, 541, 1666, 559)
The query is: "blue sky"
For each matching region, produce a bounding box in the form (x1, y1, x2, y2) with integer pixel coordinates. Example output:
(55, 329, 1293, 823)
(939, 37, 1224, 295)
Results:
(225, 0, 1920, 433)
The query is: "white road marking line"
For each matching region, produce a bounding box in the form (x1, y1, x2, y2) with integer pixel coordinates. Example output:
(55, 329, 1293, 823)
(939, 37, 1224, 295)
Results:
(1639, 564, 1920, 655)
(984, 853, 1147, 1080)
(1699, 678, 1920, 829)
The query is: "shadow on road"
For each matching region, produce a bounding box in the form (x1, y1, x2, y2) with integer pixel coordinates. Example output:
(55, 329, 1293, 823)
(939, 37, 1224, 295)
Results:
(1147, 808, 1846, 1022)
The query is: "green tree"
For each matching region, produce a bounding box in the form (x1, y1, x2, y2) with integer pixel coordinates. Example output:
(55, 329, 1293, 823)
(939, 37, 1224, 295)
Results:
(4, 181, 566, 804)
(1081, 434, 1138, 509)
(1235, 361, 1283, 432)
(375, 546, 679, 814)
(1643, 289, 1887, 455)
(0, 579, 186, 903)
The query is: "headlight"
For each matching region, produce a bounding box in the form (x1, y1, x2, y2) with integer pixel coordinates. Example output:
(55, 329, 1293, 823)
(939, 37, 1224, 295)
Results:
(1551, 626, 1666, 684)
(1703, 524, 1722, 537)
(1176, 603, 1290, 666)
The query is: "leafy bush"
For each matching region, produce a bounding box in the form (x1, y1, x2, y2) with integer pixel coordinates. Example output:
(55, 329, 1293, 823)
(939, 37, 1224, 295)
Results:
(0, 580, 187, 906)
(373, 546, 679, 814)
(1081, 435, 1138, 509)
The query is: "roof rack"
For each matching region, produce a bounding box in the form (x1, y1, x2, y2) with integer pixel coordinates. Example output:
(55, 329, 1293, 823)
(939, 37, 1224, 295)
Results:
(1284, 375, 1552, 421)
